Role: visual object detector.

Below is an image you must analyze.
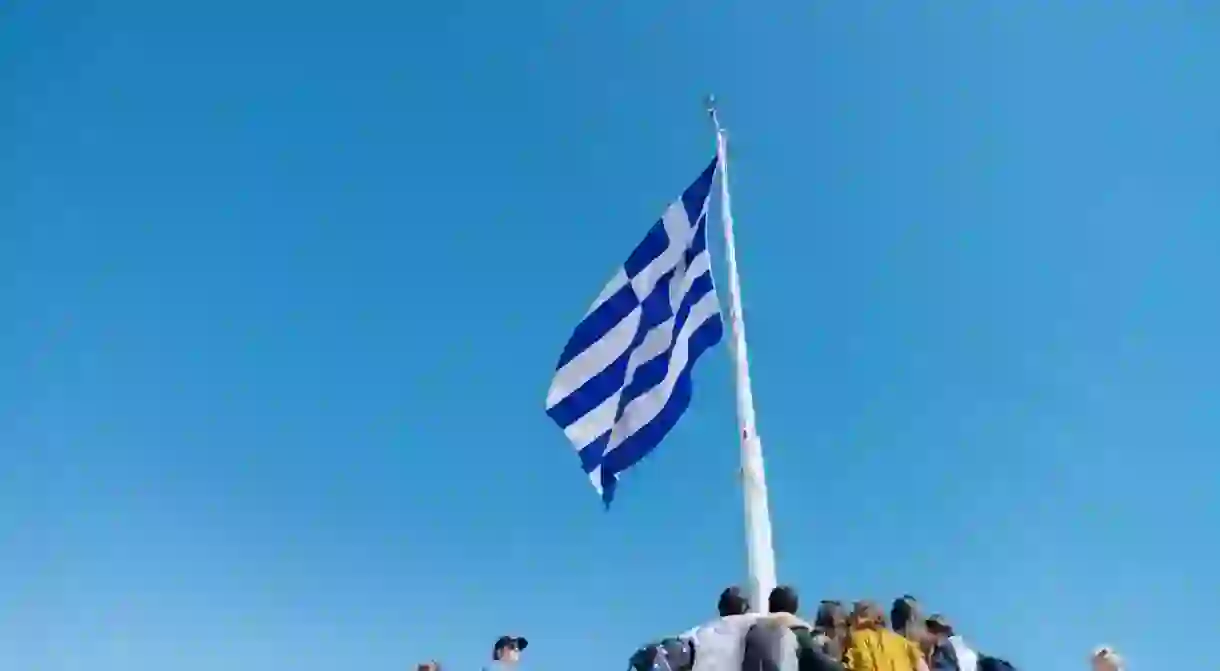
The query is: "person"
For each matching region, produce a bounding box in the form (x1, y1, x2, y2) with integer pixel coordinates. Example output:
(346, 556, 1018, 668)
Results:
(719, 586, 751, 617)
(751, 586, 844, 671)
(768, 585, 800, 616)
(924, 615, 958, 671)
(631, 587, 740, 671)
(843, 601, 928, 671)
(491, 636, 528, 668)
(679, 588, 766, 671)
(890, 596, 925, 646)
(417, 662, 441, 671)
(630, 637, 696, 671)
(812, 600, 848, 661)
(926, 614, 977, 671)
(1091, 646, 1123, 671)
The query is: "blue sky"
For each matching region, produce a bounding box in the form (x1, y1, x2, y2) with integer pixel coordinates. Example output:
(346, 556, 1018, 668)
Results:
(3, 1, 1218, 670)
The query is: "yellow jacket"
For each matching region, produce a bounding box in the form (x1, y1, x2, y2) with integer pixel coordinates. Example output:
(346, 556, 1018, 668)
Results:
(844, 627, 927, 671)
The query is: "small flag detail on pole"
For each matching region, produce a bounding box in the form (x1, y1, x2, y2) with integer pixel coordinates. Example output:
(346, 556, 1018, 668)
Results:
(546, 158, 724, 506)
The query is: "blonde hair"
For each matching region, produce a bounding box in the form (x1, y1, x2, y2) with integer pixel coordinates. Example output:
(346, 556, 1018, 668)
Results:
(849, 601, 887, 629)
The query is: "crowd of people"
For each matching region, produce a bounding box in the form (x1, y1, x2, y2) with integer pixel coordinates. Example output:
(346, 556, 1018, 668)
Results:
(666, 587, 1012, 671)
(416, 591, 1127, 671)
(631, 586, 1126, 671)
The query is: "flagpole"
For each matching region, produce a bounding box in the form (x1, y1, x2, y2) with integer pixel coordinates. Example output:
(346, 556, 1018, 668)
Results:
(706, 96, 778, 613)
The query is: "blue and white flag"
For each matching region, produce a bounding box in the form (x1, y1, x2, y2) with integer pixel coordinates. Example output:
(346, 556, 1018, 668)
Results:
(546, 158, 724, 505)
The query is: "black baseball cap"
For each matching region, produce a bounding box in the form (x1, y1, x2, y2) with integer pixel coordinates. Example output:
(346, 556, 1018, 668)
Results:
(493, 636, 528, 659)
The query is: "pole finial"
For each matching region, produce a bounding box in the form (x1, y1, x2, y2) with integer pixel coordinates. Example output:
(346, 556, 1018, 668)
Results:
(705, 94, 723, 133)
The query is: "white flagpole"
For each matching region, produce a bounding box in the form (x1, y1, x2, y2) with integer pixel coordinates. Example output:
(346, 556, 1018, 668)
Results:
(706, 96, 778, 613)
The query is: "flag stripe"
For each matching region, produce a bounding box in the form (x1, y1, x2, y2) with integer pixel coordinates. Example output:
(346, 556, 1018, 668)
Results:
(608, 289, 720, 449)
(553, 283, 638, 373)
(618, 272, 715, 407)
(681, 160, 718, 221)
(585, 268, 627, 316)
(546, 157, 723, 505)
(546, 304, 639, 408)
(606, 314, 723, 467)
(547, 251, 713, 431)
(628, 203, 696, 300)
(623, 220, 672, 279)
(564, 394, 619, 450)
(546, 345, 631, 429)
(600, 316, 724, 503)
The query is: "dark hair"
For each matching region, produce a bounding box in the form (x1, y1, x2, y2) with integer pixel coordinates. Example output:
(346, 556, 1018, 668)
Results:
(815, 600, 845, 630)
(718, 586, 750, 616)
(890, 596, 918, 632)
(926, 614, 953, 636)
(768, 585, 799, 615)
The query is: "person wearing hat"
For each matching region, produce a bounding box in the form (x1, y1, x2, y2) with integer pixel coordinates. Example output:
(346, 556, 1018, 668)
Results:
(926, 615, 978, 671)
(491, 636, 528, 667)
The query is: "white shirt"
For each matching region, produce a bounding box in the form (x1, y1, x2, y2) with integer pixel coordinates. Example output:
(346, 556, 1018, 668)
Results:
(679, 613, 813, 671)
(948, 636, 979, 671)
(680, 614, 764, 671)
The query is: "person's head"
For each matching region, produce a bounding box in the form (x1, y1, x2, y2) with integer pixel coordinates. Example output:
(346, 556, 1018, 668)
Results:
(417, 662, 440, 671)
(768, 585, 800, 615)
(849, 601, 887, 629)
(1091, 646, 1124, 671)
(890, 595, 925, 642)
(890, 596, 920, 632)
(718, 586, 750, 616)
(925, 614, 954, 643)
(493, 636, 528, 663)
(815, 600, 847, 632)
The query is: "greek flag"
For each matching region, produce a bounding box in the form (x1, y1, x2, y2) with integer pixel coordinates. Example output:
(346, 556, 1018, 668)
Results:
(546, 158, 724, 505)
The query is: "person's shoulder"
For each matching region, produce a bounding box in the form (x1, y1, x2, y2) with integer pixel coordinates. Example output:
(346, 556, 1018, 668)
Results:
(716, 613, 765, 631)
(764, 612, 813, 631)
(681, 613, 762, 639)
(846, 627, 879, 645)
(857, 627, 914, 652)
(892, 632, 921, 652)
(875, 627, 911, 644)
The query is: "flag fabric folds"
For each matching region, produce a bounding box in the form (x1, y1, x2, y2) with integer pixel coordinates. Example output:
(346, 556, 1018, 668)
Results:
(545, 158, 724, 505)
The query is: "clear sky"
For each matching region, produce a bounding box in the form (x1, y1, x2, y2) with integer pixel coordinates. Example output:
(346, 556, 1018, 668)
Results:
(3, 2, 1218, 670)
